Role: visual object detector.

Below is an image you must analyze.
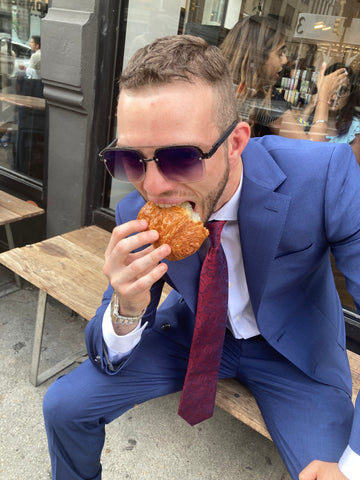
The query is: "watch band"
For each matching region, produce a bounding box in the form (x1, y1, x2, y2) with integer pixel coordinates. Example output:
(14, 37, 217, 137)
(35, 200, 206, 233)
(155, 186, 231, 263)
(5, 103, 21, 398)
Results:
(111, 292, 146, 325)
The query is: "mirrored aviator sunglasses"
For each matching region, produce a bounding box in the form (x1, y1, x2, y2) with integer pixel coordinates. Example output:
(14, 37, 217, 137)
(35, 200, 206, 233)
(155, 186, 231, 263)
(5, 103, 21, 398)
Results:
(99, 120, 238, 184)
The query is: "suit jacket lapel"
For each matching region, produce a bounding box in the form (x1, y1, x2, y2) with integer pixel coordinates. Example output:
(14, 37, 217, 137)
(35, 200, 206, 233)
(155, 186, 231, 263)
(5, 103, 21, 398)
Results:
(165, 139, 291, 318)
(239, 139, 291, 316)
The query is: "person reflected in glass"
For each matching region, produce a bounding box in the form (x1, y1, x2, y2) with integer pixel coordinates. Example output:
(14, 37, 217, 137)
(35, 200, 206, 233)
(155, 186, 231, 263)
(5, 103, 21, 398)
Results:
(26, 35, 41, 79)
(316, 63, 359, 166)
(220, 15, 348, 141)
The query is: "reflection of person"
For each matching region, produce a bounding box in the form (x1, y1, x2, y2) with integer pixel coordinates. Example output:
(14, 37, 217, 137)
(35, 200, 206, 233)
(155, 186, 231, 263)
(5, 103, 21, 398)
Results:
(220, 15, 348, 140)
(0, 37, 15, 87)
(43, 35, 360, 480)
(321, 63, 360, 166)
(129, 12, 175, 52)
(27, 35, 41, 79)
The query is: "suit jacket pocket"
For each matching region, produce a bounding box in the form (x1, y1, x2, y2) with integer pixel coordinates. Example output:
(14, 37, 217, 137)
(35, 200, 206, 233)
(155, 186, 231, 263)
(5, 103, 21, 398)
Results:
(275, 242, 313, 260)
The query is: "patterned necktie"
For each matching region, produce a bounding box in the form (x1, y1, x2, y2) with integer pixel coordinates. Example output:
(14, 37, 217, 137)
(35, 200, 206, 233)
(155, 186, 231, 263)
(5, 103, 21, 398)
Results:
(178, 220, 228, 426)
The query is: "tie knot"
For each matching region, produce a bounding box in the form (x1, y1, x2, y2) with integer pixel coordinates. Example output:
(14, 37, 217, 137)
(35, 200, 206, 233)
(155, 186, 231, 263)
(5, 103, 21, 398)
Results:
(206, 220, 226, 248)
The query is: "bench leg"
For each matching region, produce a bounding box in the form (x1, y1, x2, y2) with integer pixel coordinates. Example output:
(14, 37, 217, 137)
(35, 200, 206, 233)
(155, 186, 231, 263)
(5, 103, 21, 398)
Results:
(4, 223, 21, 288)
(30, 289, 48, 386)
(29, 289, 87, 387)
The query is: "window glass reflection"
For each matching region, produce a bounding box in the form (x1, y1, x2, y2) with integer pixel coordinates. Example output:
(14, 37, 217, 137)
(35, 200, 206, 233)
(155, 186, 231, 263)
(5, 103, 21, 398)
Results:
(0, 1, 47, 182)
(109, 0, 187, 210)
(106, 0, 360, 312)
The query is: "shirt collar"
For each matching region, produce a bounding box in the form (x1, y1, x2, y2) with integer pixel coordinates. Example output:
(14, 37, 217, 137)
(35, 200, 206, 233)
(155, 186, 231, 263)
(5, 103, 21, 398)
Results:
(209, 172, 242, 222)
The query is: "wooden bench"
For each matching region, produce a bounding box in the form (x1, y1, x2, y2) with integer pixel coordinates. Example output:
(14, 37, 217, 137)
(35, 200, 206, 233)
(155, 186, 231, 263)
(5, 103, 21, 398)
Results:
(0, 121, 18, 135)
(0, 224, 359, 442)
(0, 225, 110, 386)
(0, 190, 44, 290)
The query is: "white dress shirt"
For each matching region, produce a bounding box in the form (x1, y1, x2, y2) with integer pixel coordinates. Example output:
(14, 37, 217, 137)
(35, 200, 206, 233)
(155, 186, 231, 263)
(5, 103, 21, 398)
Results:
(208, 179, 259, 339)
(338, 445, 360, 479)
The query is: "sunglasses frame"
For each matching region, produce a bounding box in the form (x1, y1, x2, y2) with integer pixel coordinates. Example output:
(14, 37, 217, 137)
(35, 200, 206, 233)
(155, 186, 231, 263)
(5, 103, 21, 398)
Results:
(99, 120, 238, 183)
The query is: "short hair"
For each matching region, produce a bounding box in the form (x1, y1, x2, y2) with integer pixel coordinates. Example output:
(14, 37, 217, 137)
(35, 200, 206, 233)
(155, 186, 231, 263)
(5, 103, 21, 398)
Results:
(220, 15, 285, 90)
(32, 35, 41, 48)
(119, 35, 238, 130)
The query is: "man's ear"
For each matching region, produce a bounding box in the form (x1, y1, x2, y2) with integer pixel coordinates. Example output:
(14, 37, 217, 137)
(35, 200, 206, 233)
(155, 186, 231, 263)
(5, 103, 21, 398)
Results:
(228, 121, 250, 162)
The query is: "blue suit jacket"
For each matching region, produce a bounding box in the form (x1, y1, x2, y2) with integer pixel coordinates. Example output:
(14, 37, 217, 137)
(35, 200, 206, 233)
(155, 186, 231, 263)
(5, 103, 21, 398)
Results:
(86, 135, 360, 454)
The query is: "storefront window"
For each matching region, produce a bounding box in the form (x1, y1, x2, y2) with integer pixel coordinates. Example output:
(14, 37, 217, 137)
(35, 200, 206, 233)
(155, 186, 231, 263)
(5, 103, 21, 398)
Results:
(108, 0, 359, 198)
(0, 0, 47, 183)
(108, 0, 187, 210)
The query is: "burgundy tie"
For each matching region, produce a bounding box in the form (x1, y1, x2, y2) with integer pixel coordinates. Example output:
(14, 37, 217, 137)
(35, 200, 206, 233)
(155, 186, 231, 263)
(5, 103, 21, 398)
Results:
(178, 220, 228, 426)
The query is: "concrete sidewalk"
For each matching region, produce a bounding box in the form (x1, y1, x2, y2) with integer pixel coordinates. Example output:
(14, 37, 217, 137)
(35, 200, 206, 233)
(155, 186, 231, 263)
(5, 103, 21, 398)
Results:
(0, 265, 291, 480)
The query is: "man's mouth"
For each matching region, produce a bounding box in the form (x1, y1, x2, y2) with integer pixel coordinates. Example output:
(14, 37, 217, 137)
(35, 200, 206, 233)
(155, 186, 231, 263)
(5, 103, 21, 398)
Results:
(155, 201, 196, 211)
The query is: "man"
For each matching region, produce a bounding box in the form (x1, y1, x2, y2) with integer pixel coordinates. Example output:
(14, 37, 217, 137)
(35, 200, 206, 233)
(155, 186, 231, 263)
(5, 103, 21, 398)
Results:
(43, 35, 360, 480)
(27, 35, 41, 78)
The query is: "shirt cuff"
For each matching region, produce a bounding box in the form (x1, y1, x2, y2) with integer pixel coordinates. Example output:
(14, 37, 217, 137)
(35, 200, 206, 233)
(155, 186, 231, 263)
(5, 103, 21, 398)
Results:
(102, 302, 147, 363)
(339, 445, 360, 480)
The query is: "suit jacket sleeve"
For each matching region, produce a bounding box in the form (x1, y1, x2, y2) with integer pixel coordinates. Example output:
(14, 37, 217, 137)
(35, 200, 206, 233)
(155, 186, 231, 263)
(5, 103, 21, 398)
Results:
(326, 145, 360, 456)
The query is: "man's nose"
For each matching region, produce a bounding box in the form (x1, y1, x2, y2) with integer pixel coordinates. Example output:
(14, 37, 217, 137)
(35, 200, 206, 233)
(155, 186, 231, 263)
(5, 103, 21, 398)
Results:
(142, 161, 178, 195)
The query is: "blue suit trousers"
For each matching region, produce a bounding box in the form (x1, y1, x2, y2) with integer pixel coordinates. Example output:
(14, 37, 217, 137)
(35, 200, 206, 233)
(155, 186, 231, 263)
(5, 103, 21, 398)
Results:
(43, 330, 354, 480)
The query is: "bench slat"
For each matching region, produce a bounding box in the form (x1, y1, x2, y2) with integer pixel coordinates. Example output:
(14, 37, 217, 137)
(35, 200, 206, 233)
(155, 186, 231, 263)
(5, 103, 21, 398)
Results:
(0, 190, 44, 226)
(61, 226, 110, 258)
(331, 254, 356, 310)
(0, 226, 110, 320)
(216, 378, 270, 440)
(348, 350, 360, 404)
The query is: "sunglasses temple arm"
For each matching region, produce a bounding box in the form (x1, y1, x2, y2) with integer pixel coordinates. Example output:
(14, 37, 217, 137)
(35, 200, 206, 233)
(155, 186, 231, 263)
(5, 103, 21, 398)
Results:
(204, 121, 238, 159)
(99, 139, 119, 162)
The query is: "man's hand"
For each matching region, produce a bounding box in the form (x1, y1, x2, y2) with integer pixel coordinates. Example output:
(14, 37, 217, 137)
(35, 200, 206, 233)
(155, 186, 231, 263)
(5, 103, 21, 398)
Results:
(299, 460, 348, 480)
(103, 219, 171, 333)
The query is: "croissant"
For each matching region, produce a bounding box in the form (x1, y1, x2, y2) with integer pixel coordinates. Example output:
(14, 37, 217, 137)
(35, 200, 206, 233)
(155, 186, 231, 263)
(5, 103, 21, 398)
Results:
(137, 201, 209, 261)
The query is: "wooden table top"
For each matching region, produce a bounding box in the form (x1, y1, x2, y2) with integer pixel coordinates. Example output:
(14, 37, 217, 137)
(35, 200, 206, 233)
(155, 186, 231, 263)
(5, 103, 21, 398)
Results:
(0, 92, 46, 110)
(0, 190, 44, 226)
(0, 225, 111, 321)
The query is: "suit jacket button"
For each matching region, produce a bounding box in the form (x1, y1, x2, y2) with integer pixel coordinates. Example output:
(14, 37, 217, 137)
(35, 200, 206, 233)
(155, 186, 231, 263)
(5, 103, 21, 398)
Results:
(94, 355, 101, 363)
(161, 323, 171, 330)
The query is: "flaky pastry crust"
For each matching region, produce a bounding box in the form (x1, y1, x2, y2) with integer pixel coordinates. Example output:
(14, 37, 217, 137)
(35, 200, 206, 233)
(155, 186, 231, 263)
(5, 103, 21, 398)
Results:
(137, 201, 209, 261)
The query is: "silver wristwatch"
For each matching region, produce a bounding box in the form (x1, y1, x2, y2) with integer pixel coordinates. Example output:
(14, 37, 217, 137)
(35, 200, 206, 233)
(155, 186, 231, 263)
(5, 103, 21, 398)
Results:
(111, 292, 146, 325)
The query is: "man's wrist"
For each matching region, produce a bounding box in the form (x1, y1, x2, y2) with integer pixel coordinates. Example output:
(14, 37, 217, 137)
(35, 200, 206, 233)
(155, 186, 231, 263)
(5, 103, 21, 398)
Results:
(111, 292, 146, 325)
(102, 302, 147, 361)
